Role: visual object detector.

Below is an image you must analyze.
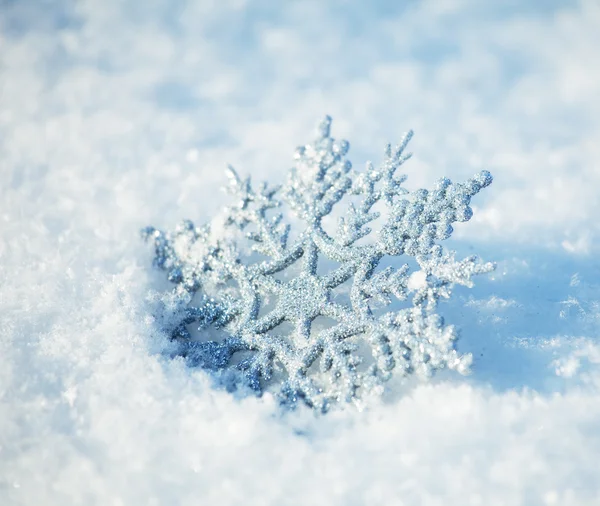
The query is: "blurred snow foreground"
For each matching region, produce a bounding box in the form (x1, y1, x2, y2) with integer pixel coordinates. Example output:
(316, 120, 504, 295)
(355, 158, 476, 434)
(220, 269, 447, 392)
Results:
(142, 116, 494, 412)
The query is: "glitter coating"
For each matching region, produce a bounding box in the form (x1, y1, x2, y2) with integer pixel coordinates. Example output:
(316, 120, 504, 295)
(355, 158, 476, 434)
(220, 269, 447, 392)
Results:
(142, 116, 494, 412)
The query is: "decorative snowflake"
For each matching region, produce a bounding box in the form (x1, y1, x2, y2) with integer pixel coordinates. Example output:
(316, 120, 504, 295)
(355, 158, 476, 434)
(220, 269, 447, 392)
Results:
(142, 116, 494, 412)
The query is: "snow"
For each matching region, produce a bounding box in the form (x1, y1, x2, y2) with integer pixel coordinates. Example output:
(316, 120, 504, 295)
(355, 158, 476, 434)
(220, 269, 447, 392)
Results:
(1, 0, 600, 504)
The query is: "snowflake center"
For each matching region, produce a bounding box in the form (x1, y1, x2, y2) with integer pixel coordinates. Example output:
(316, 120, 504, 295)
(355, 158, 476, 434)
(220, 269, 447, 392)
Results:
(276, 273, 329, 320)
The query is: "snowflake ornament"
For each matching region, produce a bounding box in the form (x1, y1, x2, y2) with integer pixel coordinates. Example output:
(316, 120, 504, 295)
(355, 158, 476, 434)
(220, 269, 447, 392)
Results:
(143, 116, 494, 412)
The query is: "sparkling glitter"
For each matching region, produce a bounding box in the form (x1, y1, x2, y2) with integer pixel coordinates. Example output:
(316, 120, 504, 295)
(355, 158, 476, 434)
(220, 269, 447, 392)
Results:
(142, 116, 494, 412)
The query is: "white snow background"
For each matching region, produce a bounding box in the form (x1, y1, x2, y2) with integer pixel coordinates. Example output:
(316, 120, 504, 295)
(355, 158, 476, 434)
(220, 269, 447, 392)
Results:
(2, 0, 600, 504)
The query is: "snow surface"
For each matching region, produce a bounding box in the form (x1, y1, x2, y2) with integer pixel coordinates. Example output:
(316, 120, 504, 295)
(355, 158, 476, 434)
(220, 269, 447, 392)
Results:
(1, 1, 600, 504)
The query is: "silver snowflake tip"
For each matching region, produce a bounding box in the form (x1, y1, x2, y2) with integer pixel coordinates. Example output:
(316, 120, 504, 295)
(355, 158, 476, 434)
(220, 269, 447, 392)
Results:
(142, 116, 495, 412)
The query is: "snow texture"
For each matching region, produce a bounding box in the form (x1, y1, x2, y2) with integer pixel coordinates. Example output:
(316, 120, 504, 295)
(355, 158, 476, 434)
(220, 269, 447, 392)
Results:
(143, 116, 494, 411)
(2, 1, 600, 505)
